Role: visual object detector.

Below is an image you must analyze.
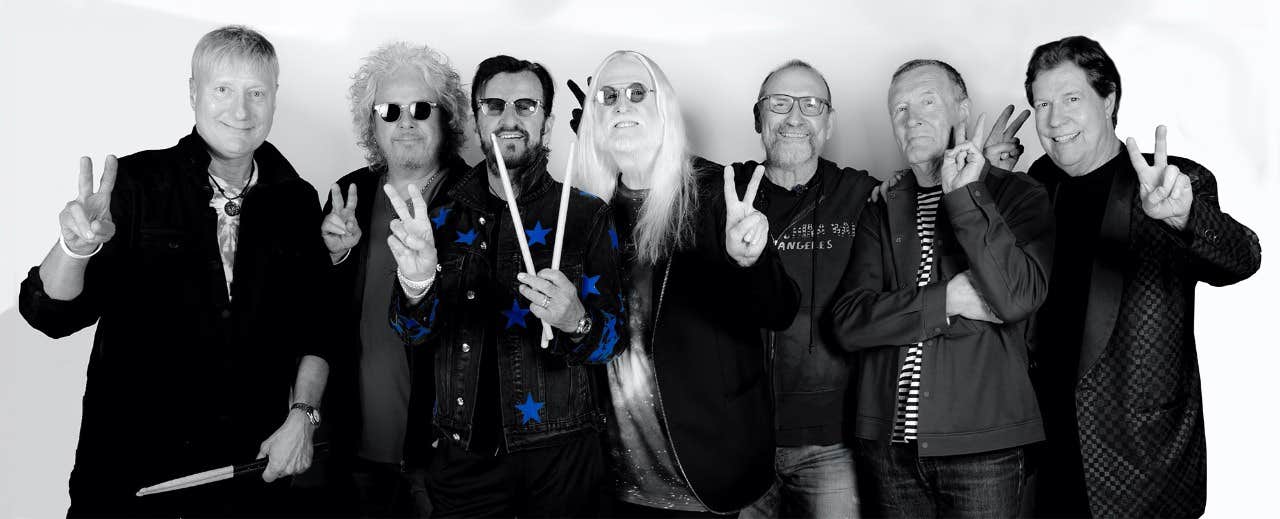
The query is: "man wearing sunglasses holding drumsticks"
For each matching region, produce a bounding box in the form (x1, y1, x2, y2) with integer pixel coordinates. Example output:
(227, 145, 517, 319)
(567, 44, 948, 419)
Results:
(385, 55, 625, 517)
(320, 41, 471, 517)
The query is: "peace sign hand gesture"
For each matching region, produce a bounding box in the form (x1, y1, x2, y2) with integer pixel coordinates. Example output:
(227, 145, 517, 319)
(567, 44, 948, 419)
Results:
(383, 184, 438, 283)
(1127, 125, 1191, 230)
(980, 104, 1030, 171)
(322, 184, 362, 263)
(940, 114, 988, 194)
(60, 156, 118, 257)
(724, 165, 768, 267)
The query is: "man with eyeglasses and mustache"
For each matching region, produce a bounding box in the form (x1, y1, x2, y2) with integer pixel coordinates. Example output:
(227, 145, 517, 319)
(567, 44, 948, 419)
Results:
(384, 55, 625, 518)
(319, 41, 471, 517)
(729, 60, 879, 519)
(572, 50, 800, 518)
(828, 59, 1055, 517)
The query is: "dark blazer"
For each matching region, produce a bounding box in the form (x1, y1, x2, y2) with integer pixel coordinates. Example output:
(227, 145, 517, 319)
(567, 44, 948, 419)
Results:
(630, 158, 800, 513)
(830, 164, 1053, 456)
(1029, 147, 1261, 518)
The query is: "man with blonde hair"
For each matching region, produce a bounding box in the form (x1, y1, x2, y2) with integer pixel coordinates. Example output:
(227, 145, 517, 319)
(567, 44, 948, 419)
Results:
(19, 25, 330, 516)
(319, 41, 470, 517)
(572, 50, 800, 517)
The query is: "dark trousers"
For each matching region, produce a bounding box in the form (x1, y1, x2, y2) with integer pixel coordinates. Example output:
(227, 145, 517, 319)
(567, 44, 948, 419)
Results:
(428, 435, 603, 518)
(855, 439, 1027, 519)
(350, 457, 432, 518)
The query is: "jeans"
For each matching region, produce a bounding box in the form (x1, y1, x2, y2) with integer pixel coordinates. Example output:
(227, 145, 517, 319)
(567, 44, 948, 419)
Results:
(739, 444, 860, 519)
(855, 439, 1026, 518)
(427, 434, 603, 518)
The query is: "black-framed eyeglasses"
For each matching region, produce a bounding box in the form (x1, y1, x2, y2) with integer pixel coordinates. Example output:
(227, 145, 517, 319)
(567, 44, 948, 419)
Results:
(476, 98, 544, 117)
(596, 82, 655, 106)
(373, 101, 438, 123)
(758, 94, 830, 116)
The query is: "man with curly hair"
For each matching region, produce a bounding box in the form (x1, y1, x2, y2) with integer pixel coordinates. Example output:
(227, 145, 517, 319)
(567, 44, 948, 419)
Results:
(319, 41, 471, 517)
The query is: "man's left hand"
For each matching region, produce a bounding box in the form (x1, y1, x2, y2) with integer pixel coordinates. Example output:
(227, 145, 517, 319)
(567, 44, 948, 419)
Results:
(1127, 125, 1191, 230)
(518, 269, 586, 333)
(940, 113, 988, 194)
(256, 408, 315, 482)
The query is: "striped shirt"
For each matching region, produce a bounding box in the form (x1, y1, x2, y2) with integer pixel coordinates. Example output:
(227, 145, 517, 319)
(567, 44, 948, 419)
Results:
(892, 185, 943, 443)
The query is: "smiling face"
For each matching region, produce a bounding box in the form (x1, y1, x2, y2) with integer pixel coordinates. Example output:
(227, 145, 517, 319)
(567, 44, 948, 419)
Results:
(759, 66, 833, 168)
(190, 57, 276, 161)
(887, 65, 969, 167)
(1031, 62, 1117, 176)
(475, 70, 551, 170)
(373, 65, 443, 171)
(592, 56, 661, 160)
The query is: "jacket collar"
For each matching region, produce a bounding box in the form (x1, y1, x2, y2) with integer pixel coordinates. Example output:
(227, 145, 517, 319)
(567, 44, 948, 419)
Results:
(1075, 148, 1136, 381)
(175, 126, 299, 187)
(448, 153, 554, 212)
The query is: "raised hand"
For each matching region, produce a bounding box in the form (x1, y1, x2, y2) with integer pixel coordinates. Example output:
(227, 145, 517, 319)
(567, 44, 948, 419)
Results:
(980, 104, 1030, 171)
(724, 165, 768, 267)
(567, 76, 592, 135)
(945, 271, 1003, 324)
(383, 184, 438, 283)
(517, 269, 587, 333)
(60, 156, 118, 256)
(1127, 125, 1191, 230)
(940, 114, 988, 194)
(321, 183, 361, 263)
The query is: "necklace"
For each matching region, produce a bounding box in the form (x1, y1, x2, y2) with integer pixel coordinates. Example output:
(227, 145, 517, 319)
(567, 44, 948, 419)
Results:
(209, 163, 255, 217)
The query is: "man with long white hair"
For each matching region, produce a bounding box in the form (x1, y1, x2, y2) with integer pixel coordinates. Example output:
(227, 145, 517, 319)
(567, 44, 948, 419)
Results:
(573, 50, 801, 517)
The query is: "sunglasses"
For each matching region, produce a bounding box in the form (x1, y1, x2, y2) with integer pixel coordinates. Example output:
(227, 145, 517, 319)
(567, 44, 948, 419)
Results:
(595, 82, 655, 106)
(373, 101, 438, 123)
(476, 98, 544, 117)
(758, 94, 830, 117)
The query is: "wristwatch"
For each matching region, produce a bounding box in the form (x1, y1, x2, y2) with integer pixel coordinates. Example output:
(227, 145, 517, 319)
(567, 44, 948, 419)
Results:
(571, 314, 593, 339)
(290, 402, 322, 426)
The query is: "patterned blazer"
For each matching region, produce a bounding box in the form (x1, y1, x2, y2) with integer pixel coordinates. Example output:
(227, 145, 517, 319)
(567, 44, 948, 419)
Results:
(1030, 147, 1261, 518)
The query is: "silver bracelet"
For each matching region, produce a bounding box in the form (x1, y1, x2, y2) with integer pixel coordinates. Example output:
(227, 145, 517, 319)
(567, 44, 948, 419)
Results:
(59, 236, 102, 260)
(396, 267, 434, 298)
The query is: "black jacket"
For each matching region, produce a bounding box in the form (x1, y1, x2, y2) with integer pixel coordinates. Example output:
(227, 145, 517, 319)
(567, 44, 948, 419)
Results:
(18, 129, 332, 517)
(630, 158, 801, 513)
(390, 159, 625, 455)
(1029, 148, 1261, 518)
(830, 164, 1054, 456)
(732, 158, 878, 446)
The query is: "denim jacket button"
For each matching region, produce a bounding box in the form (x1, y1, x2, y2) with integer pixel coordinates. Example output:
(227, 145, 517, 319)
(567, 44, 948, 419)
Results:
(456, 397, 464, 406)
(466, 290, 476, 300)
(480, 242, 487, 250)
(479, 216, 487, 225)
(452, 433, 460, 441)
(435, 264, 443, 272)
(461, 343, 471, 353)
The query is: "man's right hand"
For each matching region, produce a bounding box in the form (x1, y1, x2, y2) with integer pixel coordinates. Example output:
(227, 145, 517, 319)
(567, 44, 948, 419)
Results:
(383, 183, 438, 283)
(567, 77, 591, 135)
(322, 183, 361, 263)
(945, 271, 1003, 324)
(60, 156, 118, 257)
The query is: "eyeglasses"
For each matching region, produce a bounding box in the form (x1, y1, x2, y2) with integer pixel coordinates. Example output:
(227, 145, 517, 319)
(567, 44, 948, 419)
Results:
(758, 94, 831, 116)
(596, 82, 655, 106)
(476, 98, 544, 117)
(373, 101, 438, 123)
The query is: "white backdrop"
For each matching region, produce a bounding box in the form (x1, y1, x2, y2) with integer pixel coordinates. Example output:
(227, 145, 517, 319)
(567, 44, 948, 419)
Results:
(1, 0, 1274, 517)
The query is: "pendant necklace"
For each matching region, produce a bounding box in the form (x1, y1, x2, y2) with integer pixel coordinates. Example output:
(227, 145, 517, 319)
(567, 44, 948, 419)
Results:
(209, 163, 255, 217)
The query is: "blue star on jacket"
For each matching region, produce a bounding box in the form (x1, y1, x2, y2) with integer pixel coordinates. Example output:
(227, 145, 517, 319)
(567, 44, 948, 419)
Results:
(608, 227, 619, 251)
(525, 220, 552, 246)
(431, 207, 451, 228)
(501, 298, 530, 328)
(514, 393, 544, 424)
(455, 228, 477, 245)
(580, 274, 601, 299)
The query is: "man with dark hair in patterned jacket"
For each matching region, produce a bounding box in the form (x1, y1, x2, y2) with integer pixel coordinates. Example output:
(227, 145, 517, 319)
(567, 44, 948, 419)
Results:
(1024, 35, 1261, 518)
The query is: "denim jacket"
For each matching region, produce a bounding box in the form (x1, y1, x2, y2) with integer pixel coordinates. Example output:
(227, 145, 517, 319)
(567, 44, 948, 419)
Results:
(390, 158, 624, 454)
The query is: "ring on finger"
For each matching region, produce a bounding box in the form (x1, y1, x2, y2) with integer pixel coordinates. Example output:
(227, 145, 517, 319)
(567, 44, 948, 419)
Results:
(542, 295, 552, 307)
